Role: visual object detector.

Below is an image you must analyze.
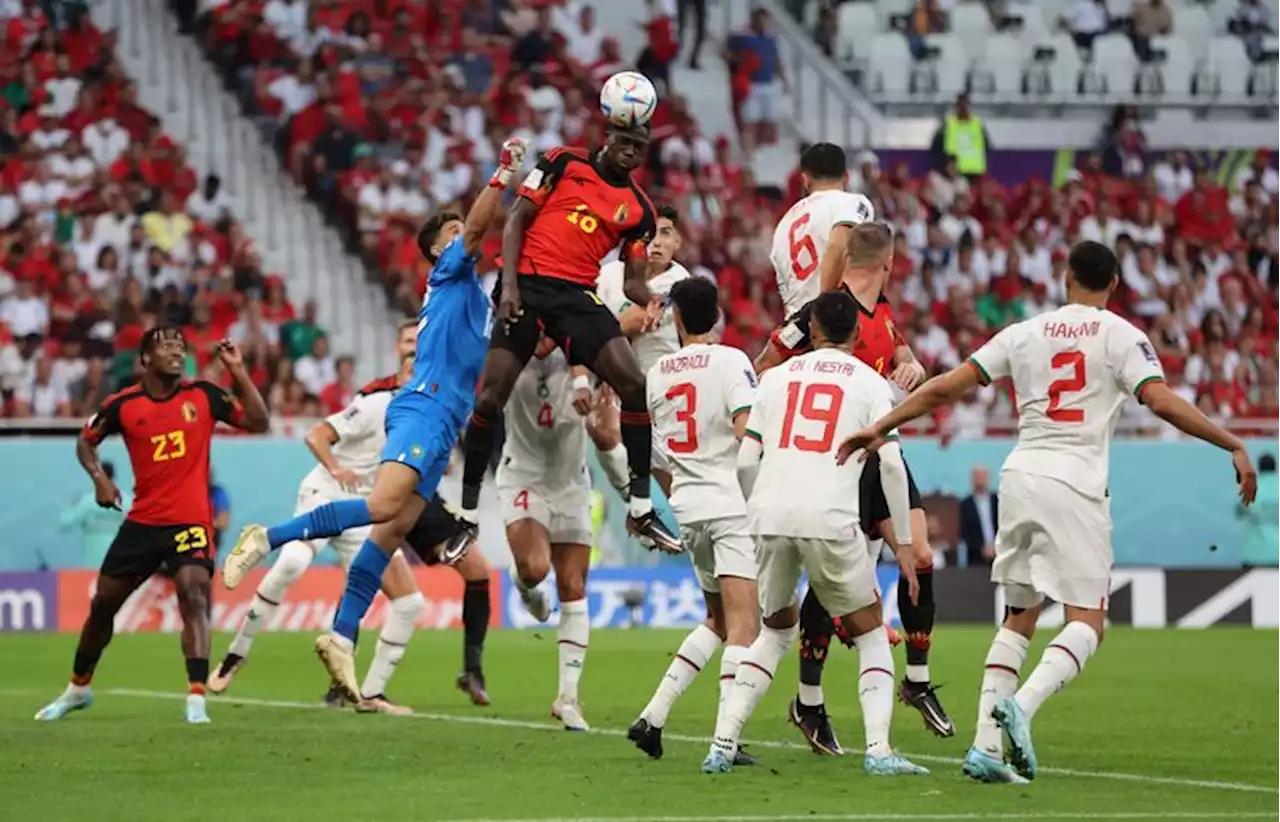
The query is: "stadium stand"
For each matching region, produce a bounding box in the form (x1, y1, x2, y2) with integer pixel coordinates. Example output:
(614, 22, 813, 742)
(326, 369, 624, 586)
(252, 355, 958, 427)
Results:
(0, 1, 324, 420)
(806, 0, 1279, 108)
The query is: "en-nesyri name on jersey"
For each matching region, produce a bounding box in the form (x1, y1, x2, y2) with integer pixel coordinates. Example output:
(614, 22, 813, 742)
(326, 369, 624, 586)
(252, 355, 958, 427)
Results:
(304, 388, 397, 495)
(596, 260, 691, 374)
(647, 343, 757, 522)
(744, 348, 896, 539)
(500, 348, 589, 490)
(770, 190, 875, 316)
(968, 304, 1166, 501)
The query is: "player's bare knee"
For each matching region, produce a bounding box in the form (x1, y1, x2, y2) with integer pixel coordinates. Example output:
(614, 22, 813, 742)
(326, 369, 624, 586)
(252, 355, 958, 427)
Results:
(514, 553, 551, 588)
(763, 604, 798, 631)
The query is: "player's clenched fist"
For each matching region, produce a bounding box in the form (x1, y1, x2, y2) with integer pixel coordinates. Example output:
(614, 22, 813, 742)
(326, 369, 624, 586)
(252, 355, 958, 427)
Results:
(488, 137, 528, 188)
(93, 472, 122, 510)
(216, 339, 244, 368)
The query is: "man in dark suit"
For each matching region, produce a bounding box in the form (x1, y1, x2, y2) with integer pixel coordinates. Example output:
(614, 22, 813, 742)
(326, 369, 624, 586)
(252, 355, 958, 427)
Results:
(959, 466, 997, 566)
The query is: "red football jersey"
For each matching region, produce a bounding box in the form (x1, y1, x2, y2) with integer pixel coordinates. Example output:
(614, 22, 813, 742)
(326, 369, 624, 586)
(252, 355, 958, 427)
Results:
(83, 381, 246, 529)
(516, 146, 657, 287)
(852, 295, 903, 377)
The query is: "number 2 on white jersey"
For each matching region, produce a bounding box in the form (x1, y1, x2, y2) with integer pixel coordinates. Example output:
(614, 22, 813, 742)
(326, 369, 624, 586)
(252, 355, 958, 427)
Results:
(1046, 351, 1086, 423)
(787, 212, 818, 281)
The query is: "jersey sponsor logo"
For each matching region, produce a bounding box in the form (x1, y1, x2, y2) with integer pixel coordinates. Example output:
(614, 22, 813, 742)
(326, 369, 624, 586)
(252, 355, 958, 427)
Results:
(182, 401, 198, 423)
(1138, 341, 1159, 363)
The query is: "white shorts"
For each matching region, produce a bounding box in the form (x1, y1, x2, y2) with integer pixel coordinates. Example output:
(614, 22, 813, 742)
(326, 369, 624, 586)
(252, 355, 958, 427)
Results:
(497, 473, 593, 546)
(293, 480, 370, 569)
(681, 514, 757, 593)
(993, 470, 1113, 610)
(740, 81, 783, 124)
(757, 532, 879, 620)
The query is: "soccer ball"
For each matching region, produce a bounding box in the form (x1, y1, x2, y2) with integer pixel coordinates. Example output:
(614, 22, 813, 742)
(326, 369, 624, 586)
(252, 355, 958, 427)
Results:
(599, 71, 658, 128)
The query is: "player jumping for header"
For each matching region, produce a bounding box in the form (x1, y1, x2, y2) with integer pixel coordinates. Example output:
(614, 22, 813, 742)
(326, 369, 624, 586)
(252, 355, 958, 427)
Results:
(36, 330, 268, 724)
(444, 125, 682, 561)
(221, 138, 527, 702)
(836, 240, 1257, 784)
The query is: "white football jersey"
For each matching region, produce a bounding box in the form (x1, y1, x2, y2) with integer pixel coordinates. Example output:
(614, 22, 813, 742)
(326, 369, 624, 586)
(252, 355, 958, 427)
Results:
(745, 347, 897, 539)
(596, 260, 691, 374)
(770, 189, 875, 316)
(498, 348, 589, 491)
(303, 387, 397, 495)
(969, 303, 1165, 501)
(647, 343, 757, 522)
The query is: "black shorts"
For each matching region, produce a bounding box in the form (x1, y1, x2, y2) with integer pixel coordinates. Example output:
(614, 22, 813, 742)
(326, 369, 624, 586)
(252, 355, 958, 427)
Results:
(491, 274, 621, 368)
(403, 496, 468, 566)
(101, 520, 216, 578)
(858, 454, 924, 539)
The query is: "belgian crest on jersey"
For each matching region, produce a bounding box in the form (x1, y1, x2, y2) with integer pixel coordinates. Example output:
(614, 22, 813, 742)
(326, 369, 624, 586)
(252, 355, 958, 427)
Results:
(182, 401, 198, 422)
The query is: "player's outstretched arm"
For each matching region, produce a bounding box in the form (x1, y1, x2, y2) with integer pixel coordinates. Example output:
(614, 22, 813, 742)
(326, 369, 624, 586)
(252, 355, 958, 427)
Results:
(835, 362, 980, 464)
(463, 138, 527, 258)
(1138, 381, 1258, 504)
(499, 197, 537, 320)
(876, 439, 918, 605)
(217, 341, 269, 432)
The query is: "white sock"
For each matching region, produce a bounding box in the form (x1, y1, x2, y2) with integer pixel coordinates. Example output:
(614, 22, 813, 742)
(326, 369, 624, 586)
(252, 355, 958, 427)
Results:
(1015, 620, 1099, 721)
(228, 541, 310, 657)
(854, 626, 895, 758)
(712, 624, 796, 756)
(66, 683, 90, 698)
(597, 443, 631, 494)
(557, 598, 589, 702)
(361, 592, 424, 698)
(628, 495, 653, 518)
(718, 644, 747, 708)
(905, 663, 930, 684)
(640, 624, 720, 727)
(973, 627, 1030, 757)
(798, 683, 824, 707)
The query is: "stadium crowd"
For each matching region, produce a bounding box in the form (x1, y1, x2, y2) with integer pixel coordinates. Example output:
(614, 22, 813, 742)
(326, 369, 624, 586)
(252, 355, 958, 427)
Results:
(0, 0, 1275, 437)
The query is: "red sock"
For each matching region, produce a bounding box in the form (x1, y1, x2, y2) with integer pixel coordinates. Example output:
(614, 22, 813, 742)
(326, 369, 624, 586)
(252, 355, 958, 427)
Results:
(189, 682, 206, 697)
(70, 673, 92, 687)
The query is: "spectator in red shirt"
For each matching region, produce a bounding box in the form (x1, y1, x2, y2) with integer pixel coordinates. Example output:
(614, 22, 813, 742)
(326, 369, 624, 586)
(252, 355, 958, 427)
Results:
(320, 355, 357, 414)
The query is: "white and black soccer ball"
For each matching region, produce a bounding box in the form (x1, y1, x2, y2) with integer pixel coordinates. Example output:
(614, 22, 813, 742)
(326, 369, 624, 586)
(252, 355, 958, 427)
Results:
(599, 71, 658, 128)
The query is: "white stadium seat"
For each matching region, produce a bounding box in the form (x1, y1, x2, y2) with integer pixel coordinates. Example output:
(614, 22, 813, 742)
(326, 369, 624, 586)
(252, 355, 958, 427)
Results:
(949, 2, 994, 52)
(1038, 34, 1084, 99)
(1086, 34, 1139, 98)
(836, 3, 881, 68)
(970, 33, 1027, 99)
(1204, 35, 1253, 100)
(1150, 35, 1196, 100)
(927, 33, 971, 96)
(868, 32, 913, 97)
(1205, 0, 1238, 36)
(1173, 4, 1214, 59)
(874, 0, 915, 29)
(1014, 5, 1051, 39)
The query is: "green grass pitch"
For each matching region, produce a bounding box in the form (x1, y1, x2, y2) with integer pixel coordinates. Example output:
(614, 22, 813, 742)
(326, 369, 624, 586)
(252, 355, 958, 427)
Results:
(0, 628, 1275, 821)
